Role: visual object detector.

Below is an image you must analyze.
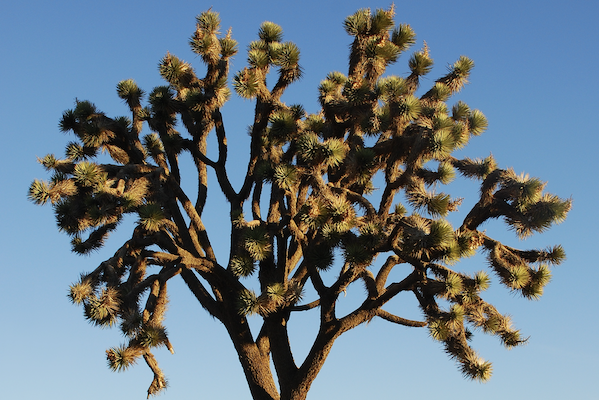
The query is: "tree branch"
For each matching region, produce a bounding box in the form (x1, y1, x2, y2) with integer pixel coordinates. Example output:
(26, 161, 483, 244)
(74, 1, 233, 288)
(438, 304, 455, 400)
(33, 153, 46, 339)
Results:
(180, 268, 224, 321)
(166, 177, 216, 261)
(376, 309, 426, 327)
(211, 109, 237, 202)
(288, 299, 320, 312)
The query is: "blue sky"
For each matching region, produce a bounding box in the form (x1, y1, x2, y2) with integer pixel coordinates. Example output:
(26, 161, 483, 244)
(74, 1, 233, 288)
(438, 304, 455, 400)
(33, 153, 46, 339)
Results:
(1, 0, 598, 399)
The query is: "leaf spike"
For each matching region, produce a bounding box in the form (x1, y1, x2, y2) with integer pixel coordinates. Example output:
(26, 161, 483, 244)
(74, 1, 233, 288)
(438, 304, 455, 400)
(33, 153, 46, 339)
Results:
(408, 41, 433, 76)
(116, 79, 144, 108)
(258, 21, 283, 43)
(370, 7, 395, 35)
(344, 8, 371, 36)
(391, 23, 416, 52)
(196, 9, 221, 34)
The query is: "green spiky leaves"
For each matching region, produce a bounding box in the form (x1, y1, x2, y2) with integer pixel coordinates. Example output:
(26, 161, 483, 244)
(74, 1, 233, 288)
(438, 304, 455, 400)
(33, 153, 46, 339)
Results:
(453, 156, 497, 179)
(106, 323, 172, 378)
(159, 53, 195, 89)
(425, 284, 527, 383)
(68, 274, 96, 305)
(196, 10, 220, 34)
(460, 355, 493, 382)
(137, 203, 167, 233)
(236, 282, 304, 317)
(236, 289, 259, 316)
(230, 255, 256, 277)
(66, 141, 96, 161)
(272, 164, 298, 191)
(106, 345, 141, 372)
(344, 7, 396, 36)
(443, 273, 464, 298)
(428, 318, 451, 341)
(235, 20, 301, 101)
(243, 225, 272, 261)
(407, 186, 453, 217)
(378, 76, 408, 101)
(437, 56, 475, 93)
(58, 101, 97, 134)
(489, 243, 556, 299)
(272, 42, 302, 82)
(233, 68, 260, 99)
(190, 10, 231, 64)
(421, 162, 455, 185)
(143, 133, 165, 160)
(428, 219, 455, 249)
(269, 110, 298, 144)
(271, 42, 300, 69)
(508, 193, 571, 238)
(298, 194, 358, 241)
(297, 133, 347, 167)
(343, 239, 374, 266)
(391, 24, 416, 52)
(468, 109, 488, 135)
(258, 21, 283, 43)
(136, 325, 171, 349)
(35, 132, 154, 246)
(305, 245, 335, 271)
(83, 287, 121, 327)
(28, 179, 52, 205)
(409, 45, 433, 76)
(344, 9, 371, 36)
(396, 95, 421, 121)
(478, 170, 573, 238)
(73, 161, 105, 188)
(117, 79, 144, 108)
(219, 32, 238, 59)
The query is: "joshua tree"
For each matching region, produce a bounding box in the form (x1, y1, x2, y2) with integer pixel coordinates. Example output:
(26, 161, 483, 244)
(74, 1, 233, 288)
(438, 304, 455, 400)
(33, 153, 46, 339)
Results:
(29, 7, 570, 400)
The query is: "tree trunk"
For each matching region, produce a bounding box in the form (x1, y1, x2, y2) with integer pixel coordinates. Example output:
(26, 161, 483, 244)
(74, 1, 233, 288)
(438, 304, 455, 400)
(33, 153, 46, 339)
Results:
(280, 323, 340, 400)
(223, 304, 281, 400)
(236, 341, 281, 400)
(229, 316, 339, 400)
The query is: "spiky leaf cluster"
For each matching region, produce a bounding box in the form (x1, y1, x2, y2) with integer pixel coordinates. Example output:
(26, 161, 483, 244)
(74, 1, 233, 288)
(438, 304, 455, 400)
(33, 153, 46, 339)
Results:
(237, 282, 304, 317)
(233, 20, 301, 101)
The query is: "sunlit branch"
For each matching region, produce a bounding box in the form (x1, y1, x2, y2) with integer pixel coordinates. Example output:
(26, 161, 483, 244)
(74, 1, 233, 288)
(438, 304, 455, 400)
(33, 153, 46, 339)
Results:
(376, 309, 426, 327)
(288, 299, 320, 312)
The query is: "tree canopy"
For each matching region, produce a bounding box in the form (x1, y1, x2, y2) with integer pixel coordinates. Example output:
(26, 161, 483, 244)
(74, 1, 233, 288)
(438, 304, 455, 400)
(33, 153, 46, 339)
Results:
(29, 6, 571, 400)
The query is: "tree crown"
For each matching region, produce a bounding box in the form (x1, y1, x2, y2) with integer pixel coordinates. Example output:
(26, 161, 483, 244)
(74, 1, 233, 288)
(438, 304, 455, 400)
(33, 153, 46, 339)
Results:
(30, 7, 570, 399)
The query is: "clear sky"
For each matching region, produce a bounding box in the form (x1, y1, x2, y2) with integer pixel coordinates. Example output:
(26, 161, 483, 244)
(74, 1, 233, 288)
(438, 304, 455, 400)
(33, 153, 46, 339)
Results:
(1, 0, 598, 399)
